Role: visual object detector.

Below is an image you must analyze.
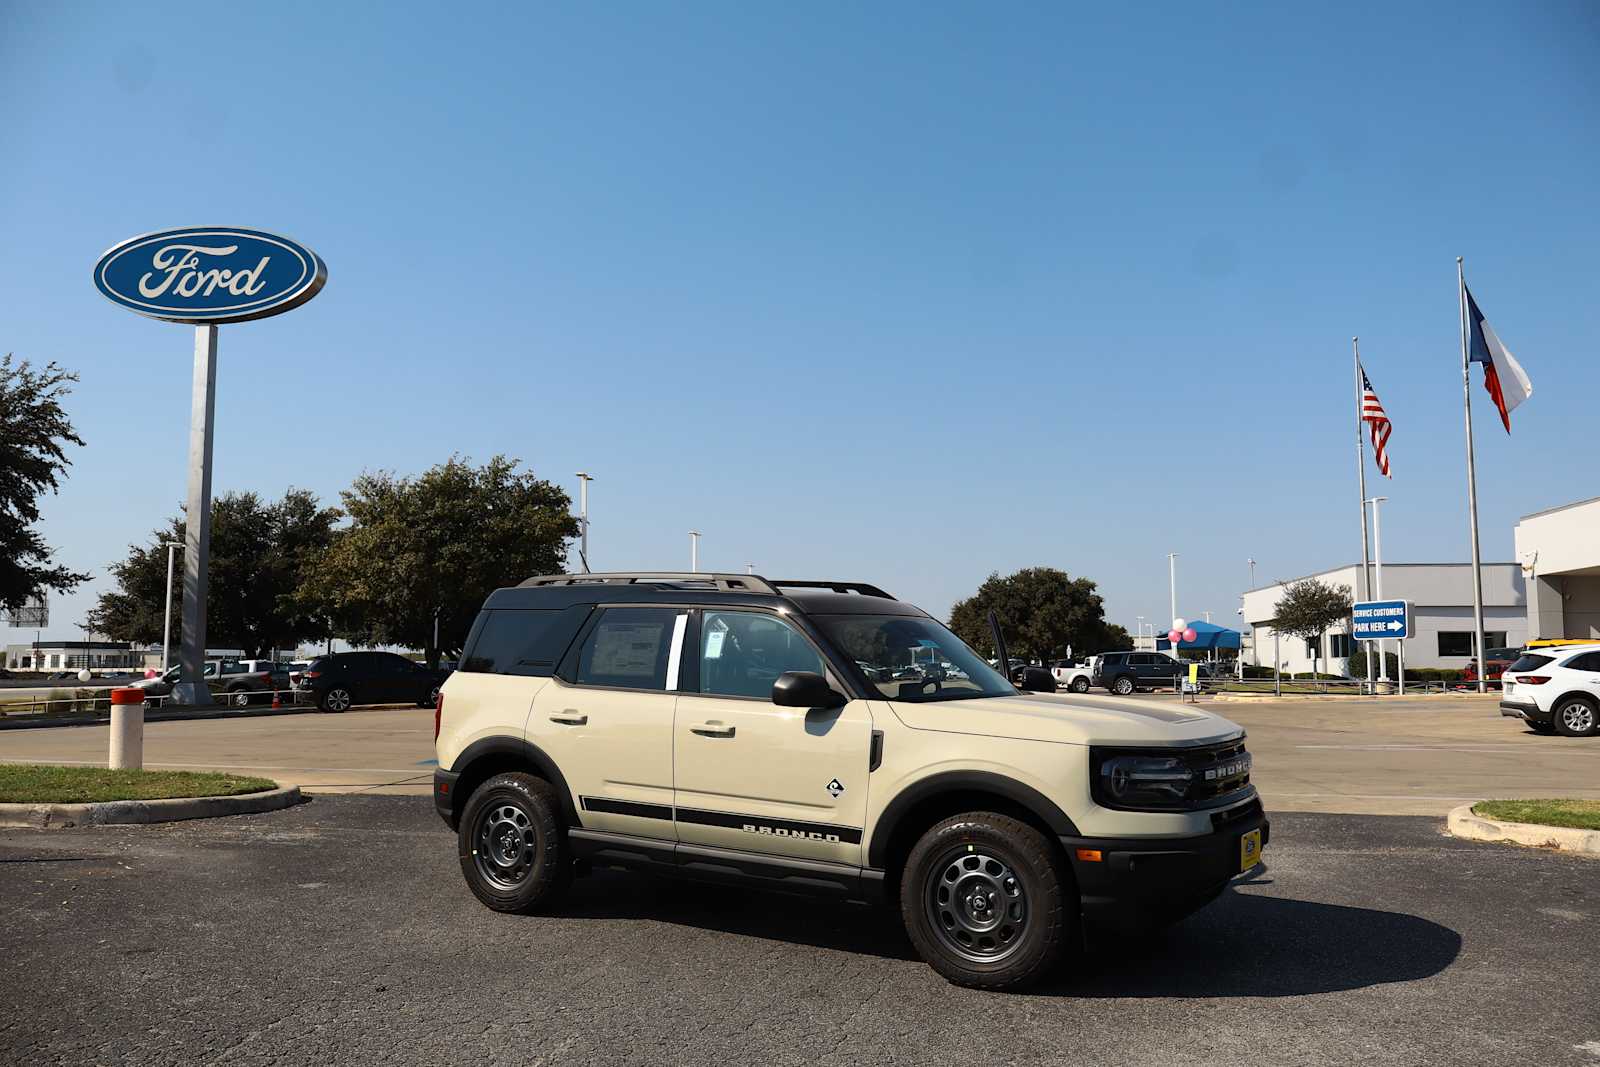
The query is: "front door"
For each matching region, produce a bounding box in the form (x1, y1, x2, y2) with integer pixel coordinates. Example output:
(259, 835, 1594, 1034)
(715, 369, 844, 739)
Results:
(531, 606, 687, 842)
(672, 608, 873, 867)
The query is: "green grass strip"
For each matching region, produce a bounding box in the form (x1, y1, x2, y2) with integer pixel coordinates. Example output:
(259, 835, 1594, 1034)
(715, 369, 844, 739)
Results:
(0, 763, 276, 804)
(1472, 799, 1600, 832)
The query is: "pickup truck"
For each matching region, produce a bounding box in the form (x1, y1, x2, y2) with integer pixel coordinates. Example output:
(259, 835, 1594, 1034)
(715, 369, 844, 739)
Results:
(132, 659, 290, 706)
(1051, 659, 1095, 693)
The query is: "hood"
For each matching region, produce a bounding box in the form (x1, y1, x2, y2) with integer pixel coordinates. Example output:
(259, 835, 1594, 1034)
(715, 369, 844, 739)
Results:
(886, 691, 1244, 748)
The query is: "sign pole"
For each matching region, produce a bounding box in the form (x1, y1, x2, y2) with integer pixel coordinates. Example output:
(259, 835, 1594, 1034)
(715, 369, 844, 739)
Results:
(173, 324, 218, 706)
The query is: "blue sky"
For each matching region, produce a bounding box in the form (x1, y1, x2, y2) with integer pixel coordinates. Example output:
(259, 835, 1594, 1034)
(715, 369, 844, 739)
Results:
(3, 2, 1597, 645)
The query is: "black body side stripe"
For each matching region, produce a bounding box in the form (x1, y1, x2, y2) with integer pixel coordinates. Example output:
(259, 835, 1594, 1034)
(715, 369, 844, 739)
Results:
(576, 796, 863, 845)
(579, 796, 674, 820)
(674, 806, 864, 844)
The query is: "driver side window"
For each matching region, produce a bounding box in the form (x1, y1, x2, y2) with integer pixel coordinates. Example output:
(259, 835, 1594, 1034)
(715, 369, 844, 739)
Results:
(698, 611, 825, 699)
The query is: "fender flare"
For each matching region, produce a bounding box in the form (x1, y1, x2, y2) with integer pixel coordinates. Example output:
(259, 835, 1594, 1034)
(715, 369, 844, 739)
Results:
(449, 736, 581, 826)
(866, 770, 1080, 869)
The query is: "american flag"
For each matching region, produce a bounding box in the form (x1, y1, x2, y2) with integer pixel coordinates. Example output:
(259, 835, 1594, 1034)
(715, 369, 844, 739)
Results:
(1360, 365, 1392, 477)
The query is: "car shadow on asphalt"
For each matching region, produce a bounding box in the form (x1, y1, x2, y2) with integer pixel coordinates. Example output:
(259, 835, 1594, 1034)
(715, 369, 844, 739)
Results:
(557, 869, 922, 962)
(1044, 879, 1463, 999)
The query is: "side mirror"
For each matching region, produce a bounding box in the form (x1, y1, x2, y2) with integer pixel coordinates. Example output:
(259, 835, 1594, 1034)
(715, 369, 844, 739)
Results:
(772, 671, 846, 709)
(1018, 666, 1056, 693)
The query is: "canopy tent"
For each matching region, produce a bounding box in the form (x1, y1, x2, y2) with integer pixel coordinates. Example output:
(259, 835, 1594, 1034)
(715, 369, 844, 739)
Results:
(1156, 620, 1242, 652)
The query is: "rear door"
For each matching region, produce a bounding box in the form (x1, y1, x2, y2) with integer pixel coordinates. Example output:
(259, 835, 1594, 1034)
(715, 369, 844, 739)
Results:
(531, 606, 687, 841)
(672, 608, 873, 867)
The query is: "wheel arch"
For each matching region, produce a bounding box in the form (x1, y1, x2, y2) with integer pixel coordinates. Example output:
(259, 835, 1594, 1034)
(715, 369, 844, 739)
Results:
(866, 771, 1080, 874)
(447, 737, 580, 830)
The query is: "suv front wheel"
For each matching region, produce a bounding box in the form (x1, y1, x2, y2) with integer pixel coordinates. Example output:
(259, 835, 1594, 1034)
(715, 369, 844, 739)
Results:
(899, 811, 1072, 990)
(458, 772, 572, 913)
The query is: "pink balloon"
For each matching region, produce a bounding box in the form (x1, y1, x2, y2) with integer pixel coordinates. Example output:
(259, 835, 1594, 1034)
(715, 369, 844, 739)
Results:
(1167, 629, 1182, 645)
(1183, 627, 1198, 643)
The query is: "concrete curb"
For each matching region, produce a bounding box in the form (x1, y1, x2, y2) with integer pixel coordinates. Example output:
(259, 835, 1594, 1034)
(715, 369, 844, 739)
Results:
(1445, 803, 1600, 855)
(0, 786, 304, 829)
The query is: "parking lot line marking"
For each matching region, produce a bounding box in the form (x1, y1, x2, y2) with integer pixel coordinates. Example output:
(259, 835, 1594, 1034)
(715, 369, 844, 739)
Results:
(1294, 744, 1582, 752)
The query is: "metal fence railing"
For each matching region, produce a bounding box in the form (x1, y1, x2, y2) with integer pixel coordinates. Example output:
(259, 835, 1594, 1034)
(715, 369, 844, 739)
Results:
(0, 687, 309, 719)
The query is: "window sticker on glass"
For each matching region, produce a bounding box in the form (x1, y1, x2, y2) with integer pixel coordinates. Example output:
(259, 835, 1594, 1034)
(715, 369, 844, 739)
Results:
(705, 628, 727, 660)
(590, 623, 665, 679)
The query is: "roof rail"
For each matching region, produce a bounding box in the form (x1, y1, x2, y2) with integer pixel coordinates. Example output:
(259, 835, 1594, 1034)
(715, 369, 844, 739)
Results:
(771, 580, 896, 600)
(518, 572, 781, 595)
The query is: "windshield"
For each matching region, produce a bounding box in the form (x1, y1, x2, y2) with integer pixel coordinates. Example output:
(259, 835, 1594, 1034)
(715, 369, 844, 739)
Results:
(812, 613, 1015, 702)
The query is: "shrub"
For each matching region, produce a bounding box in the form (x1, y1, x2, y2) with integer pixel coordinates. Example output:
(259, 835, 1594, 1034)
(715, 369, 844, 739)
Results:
(1346, 648, 1400, 679)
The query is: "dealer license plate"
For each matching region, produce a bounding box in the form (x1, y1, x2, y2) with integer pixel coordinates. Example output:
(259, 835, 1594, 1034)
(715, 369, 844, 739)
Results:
(1239, 829, 1262, 872)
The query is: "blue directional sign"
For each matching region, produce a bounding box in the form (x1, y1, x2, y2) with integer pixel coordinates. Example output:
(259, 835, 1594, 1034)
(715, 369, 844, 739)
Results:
(1352, 599, 1410, 640)
(94, 227, 327, 324)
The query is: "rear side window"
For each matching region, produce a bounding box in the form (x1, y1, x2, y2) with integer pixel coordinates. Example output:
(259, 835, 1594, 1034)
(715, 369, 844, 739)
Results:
(573, 607, 680, 690)
(1563, 652, 1600, 673)
(462, 606, 592, 676)
(1507, 654, 1554, 673)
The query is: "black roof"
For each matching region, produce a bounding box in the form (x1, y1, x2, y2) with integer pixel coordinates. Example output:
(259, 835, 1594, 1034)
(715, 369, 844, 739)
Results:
(481, 572, 928, 618)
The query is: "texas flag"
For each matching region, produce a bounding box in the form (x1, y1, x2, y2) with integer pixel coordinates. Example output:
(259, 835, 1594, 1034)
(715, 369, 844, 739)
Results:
(1465, 286, 1533, 433)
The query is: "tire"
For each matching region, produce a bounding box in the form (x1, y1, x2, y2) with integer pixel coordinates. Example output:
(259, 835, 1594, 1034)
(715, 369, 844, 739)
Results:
(228, 688, 252, 708)
(319, 687, 354, 713)
(1553, 696, 1599, 738)
(899, 811, 1072, 991)
(457, 772, 571, 913)
(1111, 675, 1135, 696)
(1069, 677, 1090, 694)
(418, 686, 442, 709)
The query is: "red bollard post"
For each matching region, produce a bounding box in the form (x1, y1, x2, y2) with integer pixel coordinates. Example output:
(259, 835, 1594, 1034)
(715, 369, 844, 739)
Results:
(109, 687, 146, 770)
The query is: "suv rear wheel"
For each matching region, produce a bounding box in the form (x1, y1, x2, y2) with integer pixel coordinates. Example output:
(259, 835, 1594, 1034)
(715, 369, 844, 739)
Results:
(319, 687, 353, 713)
(1554, 696, 1599, 738)
(899, 811, 1072, 990)
(1111, 675, 1135, 696)
(458, 772, 571, 913)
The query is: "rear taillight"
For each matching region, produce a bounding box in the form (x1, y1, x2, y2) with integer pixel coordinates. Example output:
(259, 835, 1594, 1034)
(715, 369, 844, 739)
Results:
(434, 694, 443, 741)
(306, 670, 321, 679)
(1520, 676, 1551, 685)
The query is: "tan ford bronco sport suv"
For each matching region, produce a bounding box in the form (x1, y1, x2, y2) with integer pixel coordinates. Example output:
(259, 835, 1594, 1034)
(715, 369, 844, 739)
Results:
(434, 572, 1267, 990)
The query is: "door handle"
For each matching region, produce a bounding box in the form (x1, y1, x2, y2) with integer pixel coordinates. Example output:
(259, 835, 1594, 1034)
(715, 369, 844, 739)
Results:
(549, 711, 588, 725)
(690, 721, 735, 738)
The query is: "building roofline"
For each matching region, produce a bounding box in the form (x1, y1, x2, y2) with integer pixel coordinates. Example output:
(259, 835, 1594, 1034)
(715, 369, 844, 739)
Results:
(1242, 562, 1519, 595)
(1518, 495, 1600, 523)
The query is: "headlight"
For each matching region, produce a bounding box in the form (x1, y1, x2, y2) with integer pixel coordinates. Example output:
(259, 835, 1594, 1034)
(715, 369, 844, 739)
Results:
(1098, 755, 1194, 807)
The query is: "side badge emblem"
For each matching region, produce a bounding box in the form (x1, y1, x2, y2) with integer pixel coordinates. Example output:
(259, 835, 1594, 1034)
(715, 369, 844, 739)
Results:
(826, 778, 844, 798)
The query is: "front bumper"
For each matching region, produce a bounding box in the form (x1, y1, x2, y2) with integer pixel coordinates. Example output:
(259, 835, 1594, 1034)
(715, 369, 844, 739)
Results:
(1061, 802, 1269, 934)
(1499, 700, 1552, 725)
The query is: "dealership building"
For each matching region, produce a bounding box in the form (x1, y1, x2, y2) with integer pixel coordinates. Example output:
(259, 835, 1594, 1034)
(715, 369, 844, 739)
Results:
(1241, 563, 1527, 675)
(1515, 496, 1600, 641)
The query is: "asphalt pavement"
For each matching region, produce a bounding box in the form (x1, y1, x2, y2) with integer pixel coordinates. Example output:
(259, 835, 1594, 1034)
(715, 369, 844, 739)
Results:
(2, 796, 1596, 1066)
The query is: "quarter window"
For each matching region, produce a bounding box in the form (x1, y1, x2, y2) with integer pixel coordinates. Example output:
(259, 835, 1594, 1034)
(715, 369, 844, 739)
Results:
(698, 611, 825, 699)
(574, 608, 681, 690)
(1564, 652, 1600, 673)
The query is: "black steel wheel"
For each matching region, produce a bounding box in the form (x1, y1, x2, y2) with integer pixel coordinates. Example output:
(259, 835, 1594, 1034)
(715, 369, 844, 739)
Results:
(900, 811, 1072, 990)
(457, 772, 571, 913)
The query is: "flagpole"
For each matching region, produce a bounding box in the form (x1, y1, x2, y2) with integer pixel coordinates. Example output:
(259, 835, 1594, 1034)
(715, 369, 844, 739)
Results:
(1353, 336, 1375, 694)
(1458, 256, 1488, 694)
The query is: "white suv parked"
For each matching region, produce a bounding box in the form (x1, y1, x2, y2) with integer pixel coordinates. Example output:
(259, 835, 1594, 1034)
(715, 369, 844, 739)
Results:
(1499, 643, 1600, 737)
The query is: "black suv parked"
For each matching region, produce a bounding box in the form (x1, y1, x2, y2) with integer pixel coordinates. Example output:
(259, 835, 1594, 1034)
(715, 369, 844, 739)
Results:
(297, 651, 451, 712)
(1093, 651, 1203, 694)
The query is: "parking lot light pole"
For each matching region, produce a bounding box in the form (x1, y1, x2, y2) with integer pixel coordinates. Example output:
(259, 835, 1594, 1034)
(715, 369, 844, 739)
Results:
(161, 541, 182, 676)
(575, 472, 593, 573)
(689, 530, 701, 572)
(1168, 553, 1178, 628)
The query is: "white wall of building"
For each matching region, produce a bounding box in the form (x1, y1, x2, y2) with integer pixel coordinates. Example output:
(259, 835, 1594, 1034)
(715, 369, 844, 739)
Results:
(1241, 563, 1526, 675)
(1515, 496, 1600, 641)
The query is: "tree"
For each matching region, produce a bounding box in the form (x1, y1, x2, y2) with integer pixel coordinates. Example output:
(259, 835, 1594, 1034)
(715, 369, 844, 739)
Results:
(1099, 622, 1134, 652)
(948, 567, 1116, 663)
(1271, 578, 1353, 676)
(298, 456, 578, 667)
(87, 489, 338, 657)
(0, 355, 89, 612)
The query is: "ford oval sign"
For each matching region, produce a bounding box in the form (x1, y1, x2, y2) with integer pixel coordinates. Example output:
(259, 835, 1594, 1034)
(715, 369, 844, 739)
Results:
(94, 227, 327, 324)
